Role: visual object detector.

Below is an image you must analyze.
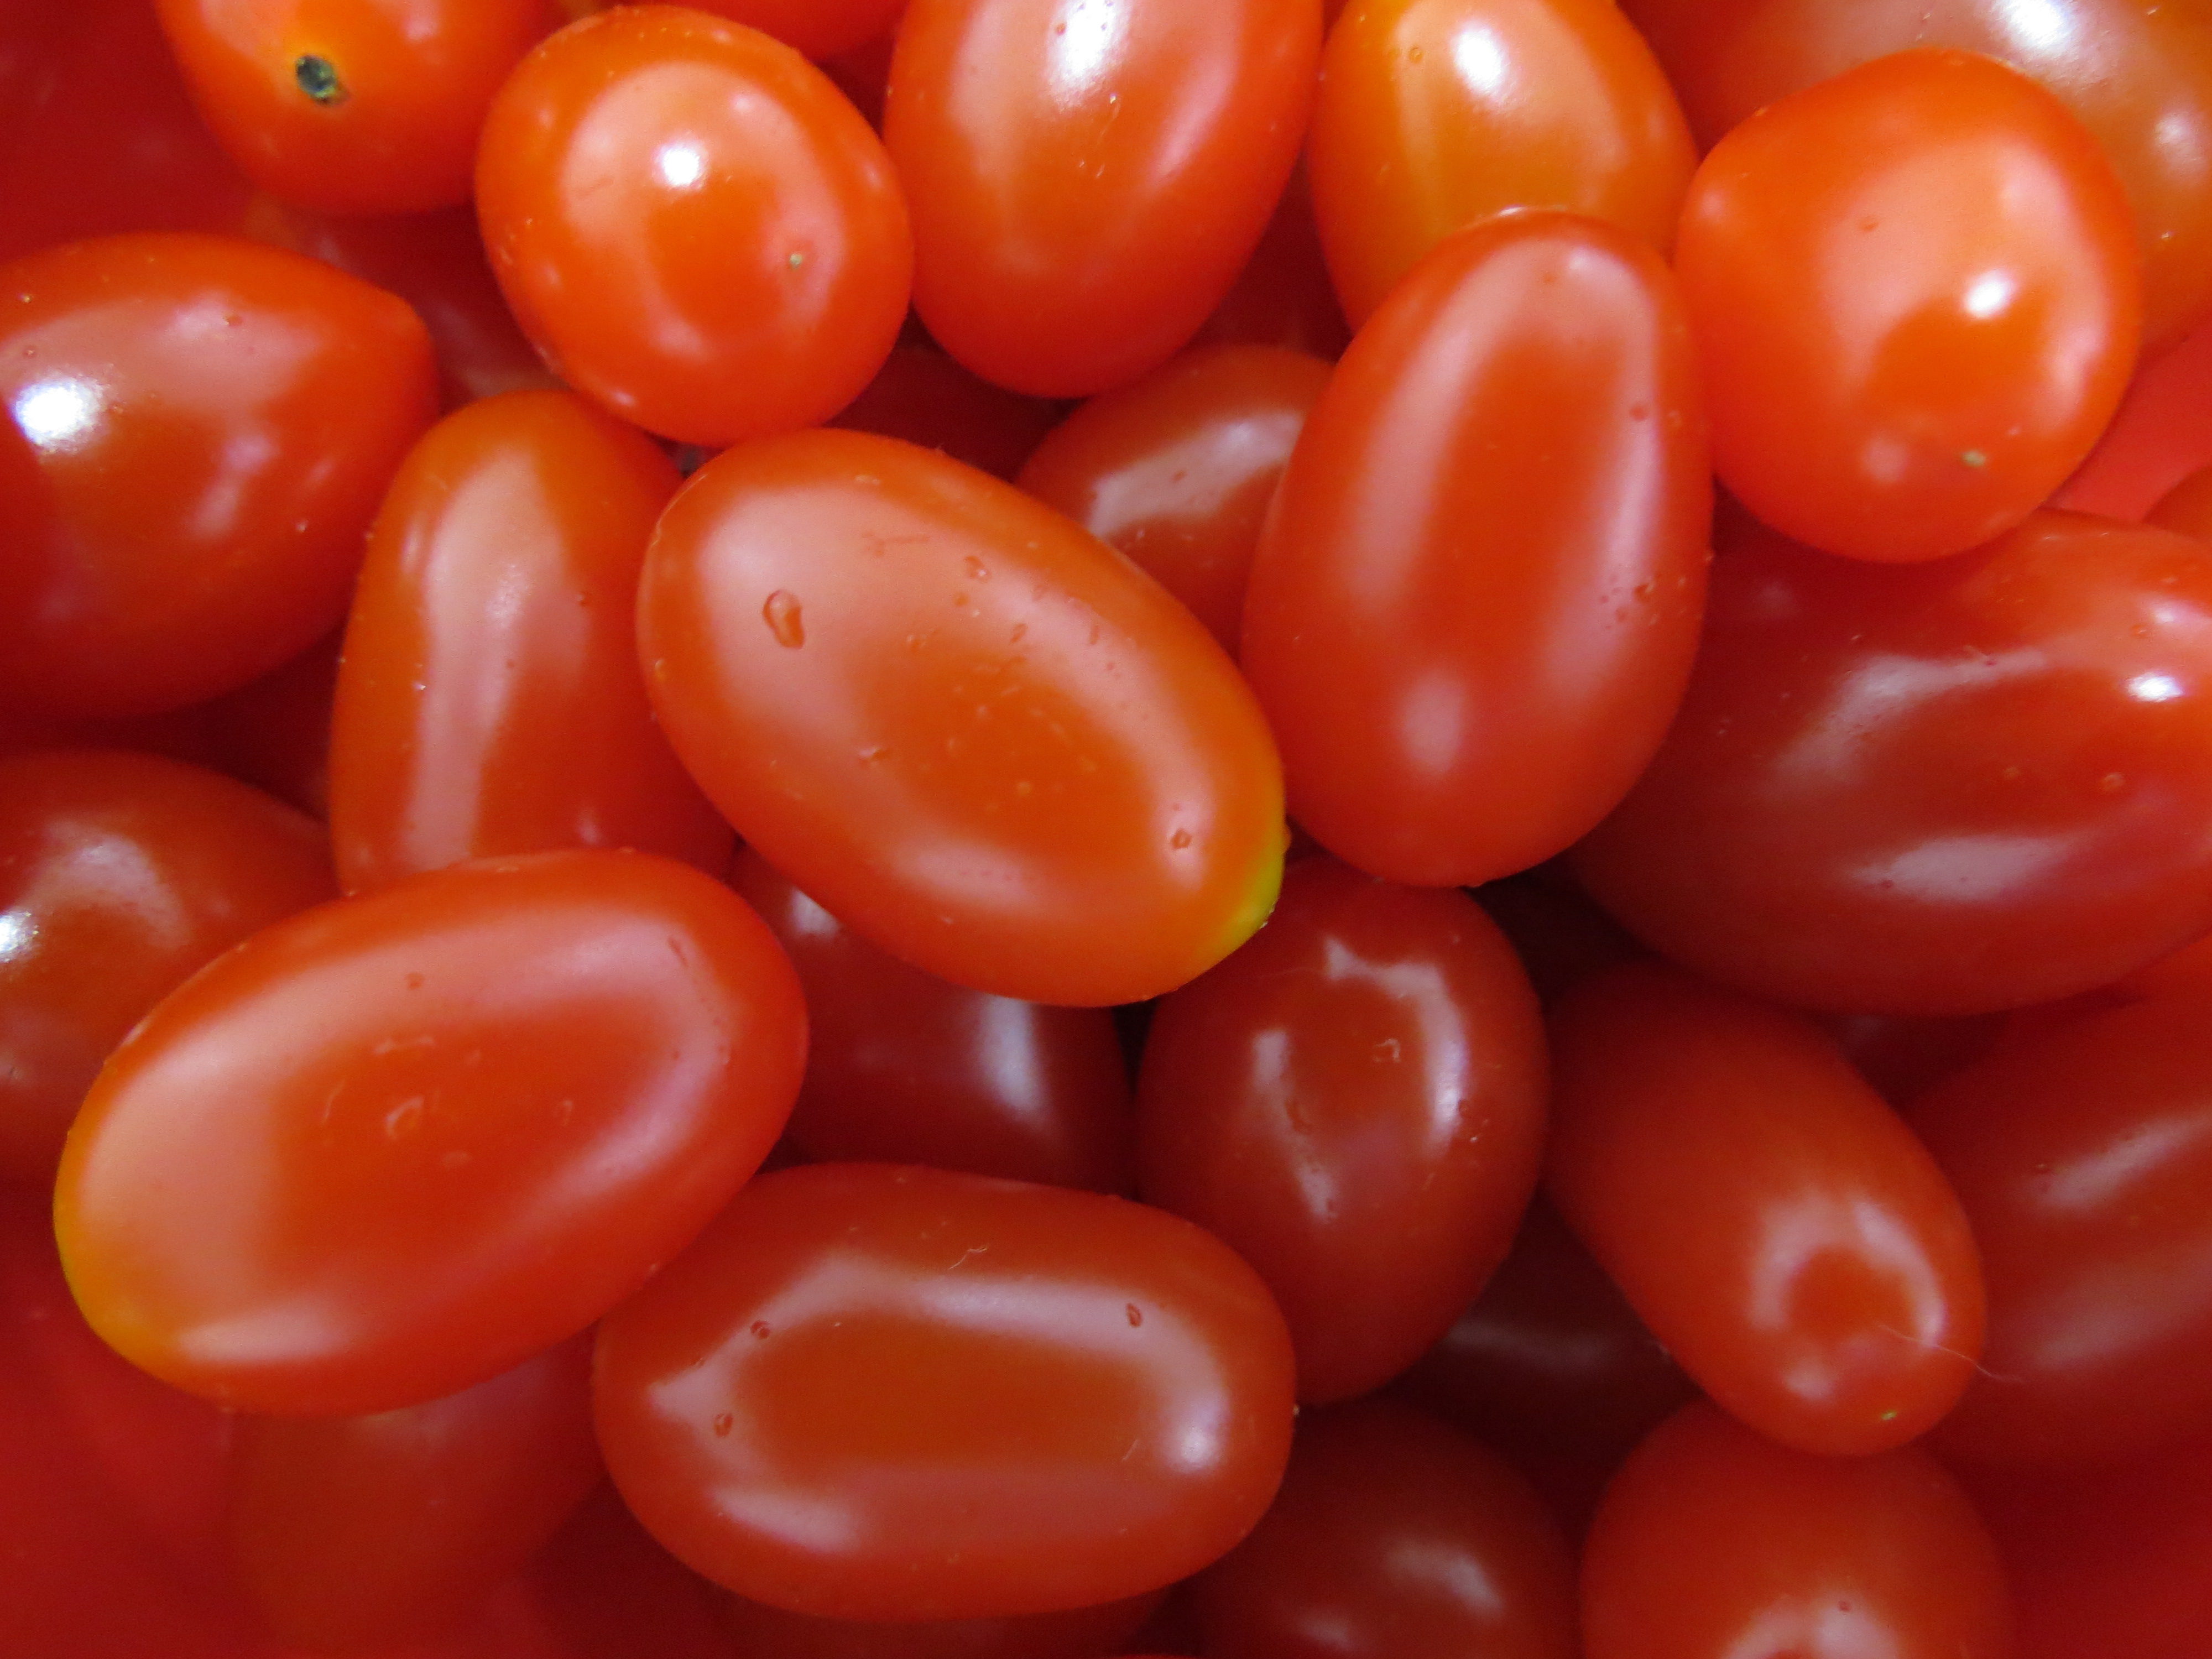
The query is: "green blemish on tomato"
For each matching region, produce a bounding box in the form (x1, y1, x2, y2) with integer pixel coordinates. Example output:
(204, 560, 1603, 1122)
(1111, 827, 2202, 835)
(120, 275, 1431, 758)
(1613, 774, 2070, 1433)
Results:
(1215, 821, 1288, 963)
(295, 55, 347, 105)
(1961, 449, 1988, 468)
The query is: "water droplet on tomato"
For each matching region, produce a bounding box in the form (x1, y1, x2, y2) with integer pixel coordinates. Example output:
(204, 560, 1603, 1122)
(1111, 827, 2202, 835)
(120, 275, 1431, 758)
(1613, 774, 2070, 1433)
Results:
(763, 590, 805, 648)
(751, 1321, 771, 1339)
(1125, 1303, 1143, 1327)
(1170, 828, 1193, 849)
(712, 1412, 734, 1436)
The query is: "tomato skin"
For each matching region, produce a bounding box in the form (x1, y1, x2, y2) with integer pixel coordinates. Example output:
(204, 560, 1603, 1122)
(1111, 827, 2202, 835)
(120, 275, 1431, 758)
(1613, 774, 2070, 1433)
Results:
(227, 1333, 602, 1648)
(1192, 1399, 1578, 1659)
(1136, 857, 1547, 1403)
(55, 849, 806, 1416)
(329, 389, 732, 894)
(1188, 166, 1351, 363)
(1582, 1402, 2015, 1659)
(0, 750, 336, 1187)
(476, 6, 912, 446)
(730, 847, 1135, 1193)
(1677, 48, 2139, 564)
(2054, 314, 2212, 519)
(593, 1162, 1298, 1621)
(712, 1585, 1166, 1659)
(154, 0, 557, 216)
(639, 429, 1286, 1008)
(1622, 0, 2212, 355)
(1240, 211, 1709, 888)
(1545, 962, 1984, 1457)
(1308, 0, 1697, 328)
(1573, 510, 2212, 1015)
(831, 346, 1066, 482)
(1913, 990, 2212, 1469)
(1017, 345, 1332, 653)
(681, 0, 907, 61)
(0, 233, 437, 719)
(884, 0, 1322, 397)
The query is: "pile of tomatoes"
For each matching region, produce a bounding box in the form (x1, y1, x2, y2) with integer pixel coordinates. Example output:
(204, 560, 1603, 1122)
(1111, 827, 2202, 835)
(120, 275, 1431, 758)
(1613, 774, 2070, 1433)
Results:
(6, 0, 2212, 1654)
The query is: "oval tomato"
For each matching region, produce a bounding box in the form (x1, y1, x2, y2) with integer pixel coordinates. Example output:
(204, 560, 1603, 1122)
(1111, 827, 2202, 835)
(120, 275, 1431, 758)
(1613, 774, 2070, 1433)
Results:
(55, 849, 806, 1415)
(638, 429, 1286, 1007)
(593, 1162, 1298, 1621)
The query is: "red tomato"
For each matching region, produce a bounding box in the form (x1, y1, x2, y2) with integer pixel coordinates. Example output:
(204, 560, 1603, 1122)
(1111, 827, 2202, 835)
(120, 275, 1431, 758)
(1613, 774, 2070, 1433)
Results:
(681, 0, 907, 61)
(1623, 0, 2212, 354)
(476, 6, 912, 445)
(638, 429, 1286, 1007)
(1572, 511, 2212, 1014)
(1582, 1402, 2015, 1659)
(1240, 211, 1709, 888)
(2054, 314, 2212, 518)
(711, 1585, 1166, 1659)
(1307, 0, 1697, 327)
(1192, 1399, 1578, 1659)
(526, 1485, 749, 1659)
(0, 232, 437, 719)
(831, 346, 1067, 482)
(328, 389, 732, 894)
(884, 0, 1322, 395)
(227, 1334, 602, 1648)
(729, 846, 1136, 1193)
(194, 629, 343, 820)
(55, 850, 806, 1415)
(154, 0, 559, 215)
(593, 1162, 1298, 1621)
(1545, 963, 1985, 1456)
(1675, 49, 2140, 563)
(2148, 458, 2212, 541)
(0, 750, 335, 1186)
(1914, 989, 2212, 1469)
(1136, 857, 1547, 1403)
(1017, 344, 1332, 653)
(1187, 165, 1350, 363)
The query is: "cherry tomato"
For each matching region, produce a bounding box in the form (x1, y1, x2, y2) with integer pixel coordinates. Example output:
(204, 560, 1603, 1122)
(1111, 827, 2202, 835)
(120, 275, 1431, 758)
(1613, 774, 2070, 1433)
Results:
(1240, 211, 1709, 887)
(154, 0, 559, 215)
(194, 628, 343, 820)
(884, 0, 1322, 395)
(55, 849, 806, 1415)
(2054, 314, 2212, 518)
(1192, 1399, 1578, 1659)
(1582, 1401, 2015, 1659)
(1572, 511, 2212, 1014)
(831, 347, 1067, 482)
(712, 1585, 1166, 1659)
(1675, 49, 2139, 562)
(1545, 962, 1984, 1456)
(1307, 0, 1696, 328)
(0, 232, 437, 719)
(681, 0, 907, 61)
(328, 388, 733, 894)
(1136, 857, 1547, 1403)
(1016, 343, 1331, 653)
(1187, 165, 1351, 362)
(593, 1162, 1298, 1620)
(638, 429, 1286, 1007)
(476, 6, 912, 445)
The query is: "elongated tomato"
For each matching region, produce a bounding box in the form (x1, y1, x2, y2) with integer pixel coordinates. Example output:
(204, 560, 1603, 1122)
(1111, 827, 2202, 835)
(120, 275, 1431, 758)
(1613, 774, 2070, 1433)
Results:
(639, 430, 1286, 1006)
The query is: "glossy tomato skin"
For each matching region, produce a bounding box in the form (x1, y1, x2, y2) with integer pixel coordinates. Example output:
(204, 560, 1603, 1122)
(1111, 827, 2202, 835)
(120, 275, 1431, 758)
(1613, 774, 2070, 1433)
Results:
(831, 347, 1066, 483)
(0, 233, 437, 719)
(55, 849, 806, 1416)
(1017, 344, 1332, 653)
(712, 1585, 1166, 1659)
(594, 1162, 1298, 1621)
(1623, 0, 2212, 354)
(884, 0, 1322, 396)
(681, 0, 906, 61)
(639, 429, 1286, 1008)
(1136, 857, 1547, 1403)
(154, 0, 557, 215)
(1241, 212, 1709, 888)
(1573, 511, 2212, 1015)
(2056, 314, 2212, 519)
(1192, 1399, 1577, 1659)
(1677, 48, 2139, 564)
(0, 750, 335, 1187)
(1545, 963, 1984, 1457)
(1582, 1402, 2015, 1659)
(329, 389, 732, 894)
(1188, 166, 1352, 363)
(1913, 990, 2212, 1469)
(476, 6, 912, 445)
(227, 1333, 602, 1648)
(1308, 0, 1696, 327)
(730, 847, 1136, 1193)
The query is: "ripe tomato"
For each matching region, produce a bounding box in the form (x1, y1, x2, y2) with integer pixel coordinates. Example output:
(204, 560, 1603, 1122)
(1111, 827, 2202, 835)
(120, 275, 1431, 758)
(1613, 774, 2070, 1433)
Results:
(55, 850, 806, 1415)
(1545, 962, 1985, 1456)
(680, 0, 906, 61)
(638, 429, 1286, 1008)
(1676, 49, 2139, 562)
(831, 347, 1066, 482)
(884, 0, 1322, 395)
(476, 6, 912, 445)
(711, 1585, 1167, 1659)
(1240, 211, 1709, 888)
(328, 388, 732, 894)
(593, 1163, 1298, 1621)
(0, 232, 437, 719)
(1307, 0, 1697, 327)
